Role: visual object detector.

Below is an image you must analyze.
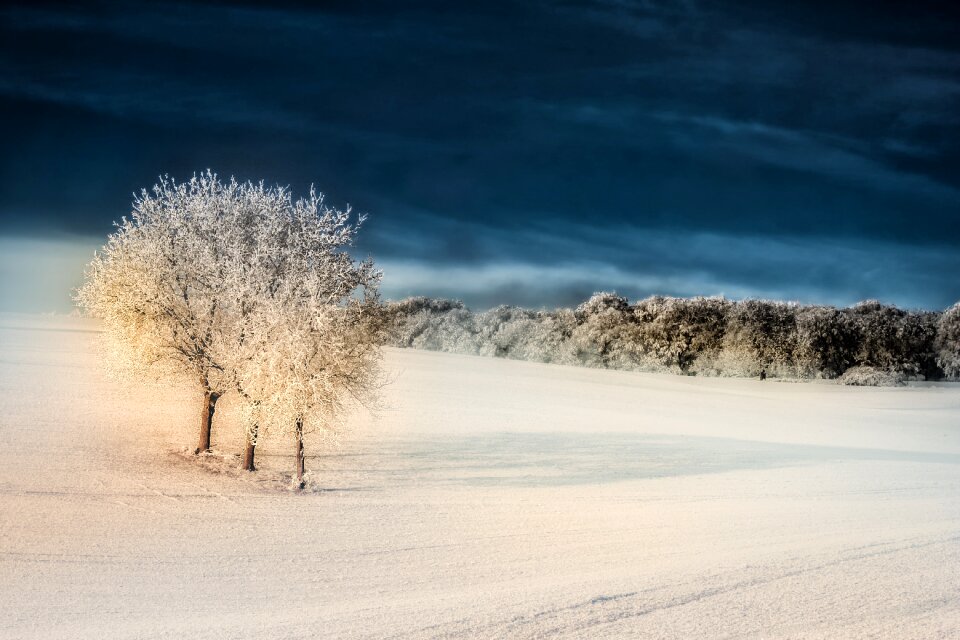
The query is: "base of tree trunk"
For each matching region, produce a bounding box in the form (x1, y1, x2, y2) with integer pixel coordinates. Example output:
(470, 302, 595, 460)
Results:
(196, 387, 220, 454)
(295, 418, 305, 491)
(242, 439, 256, 472)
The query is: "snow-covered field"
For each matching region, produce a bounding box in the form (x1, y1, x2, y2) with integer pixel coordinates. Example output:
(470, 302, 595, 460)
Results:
(2, 313, 960, 639)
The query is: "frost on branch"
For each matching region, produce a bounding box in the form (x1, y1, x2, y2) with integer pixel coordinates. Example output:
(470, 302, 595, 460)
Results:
(76, 173, 257, 452)
(937, 303, 960, 379)
(230, 199, 385, 486)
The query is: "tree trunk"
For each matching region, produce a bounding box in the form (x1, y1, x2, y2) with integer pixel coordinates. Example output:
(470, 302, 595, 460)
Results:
(242, 426, 257, 472)
(294, 418, 305, 490)
(195, 387, 220, 454)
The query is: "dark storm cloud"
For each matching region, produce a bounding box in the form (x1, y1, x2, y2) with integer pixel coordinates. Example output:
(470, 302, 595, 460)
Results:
(1, 0, 959, 311)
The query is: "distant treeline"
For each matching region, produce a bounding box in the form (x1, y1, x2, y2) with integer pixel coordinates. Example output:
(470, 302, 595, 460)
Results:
(385, 294, 960, 384)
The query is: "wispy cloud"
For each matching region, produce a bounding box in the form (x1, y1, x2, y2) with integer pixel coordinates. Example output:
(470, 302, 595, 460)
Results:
(532, 101, 959, 203)
(652, 112, 960, 202)
(370, 214, 960, 310)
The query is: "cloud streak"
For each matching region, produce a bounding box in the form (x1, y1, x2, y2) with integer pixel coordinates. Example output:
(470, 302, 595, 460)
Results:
(373, 220, 960, 310)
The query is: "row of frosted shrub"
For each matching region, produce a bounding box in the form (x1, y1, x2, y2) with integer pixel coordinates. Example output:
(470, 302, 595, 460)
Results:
(385, 294, 960, 382)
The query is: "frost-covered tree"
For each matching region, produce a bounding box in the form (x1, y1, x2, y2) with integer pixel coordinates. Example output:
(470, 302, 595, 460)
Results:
(474, 306, 573, 363)
(232, 201, 384, 486)
(475, 305, 536, 358)
(633, 296, 731, 373)
(846, 301, 940, 378)
(894, 310, 941, 378)
(795, 306, 859, 378)
(77, 173, 268, 453)
(385, 298, 480, 355)
(385, 299, 578, 364)
(847, 300, 905, 372)
(936, 302, 960, 379)
(719, 300, 799, 377)
(78, 172, 385, 475)
(571, 292, 638, 368)
(480, 307, 578, 364)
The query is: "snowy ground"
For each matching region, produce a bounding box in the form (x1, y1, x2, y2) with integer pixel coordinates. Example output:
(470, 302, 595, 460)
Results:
(2, 313, 960, 639)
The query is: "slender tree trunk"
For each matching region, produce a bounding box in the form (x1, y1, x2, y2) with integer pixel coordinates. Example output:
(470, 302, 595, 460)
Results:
(242, 426, 258, 472)
(195, 385, 221, 454)
(678, 351, 691, 374)
(294, 418, 305, 490)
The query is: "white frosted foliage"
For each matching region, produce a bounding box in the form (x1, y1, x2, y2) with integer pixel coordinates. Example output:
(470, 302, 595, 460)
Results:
(77, 171, 384, 465)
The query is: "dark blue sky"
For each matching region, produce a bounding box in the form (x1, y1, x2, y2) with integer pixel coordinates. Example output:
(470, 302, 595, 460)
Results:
(1, 1, 959, 311)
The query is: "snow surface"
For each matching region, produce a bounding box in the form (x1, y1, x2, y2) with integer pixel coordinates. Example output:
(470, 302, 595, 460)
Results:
(2, 313, 960, 639)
